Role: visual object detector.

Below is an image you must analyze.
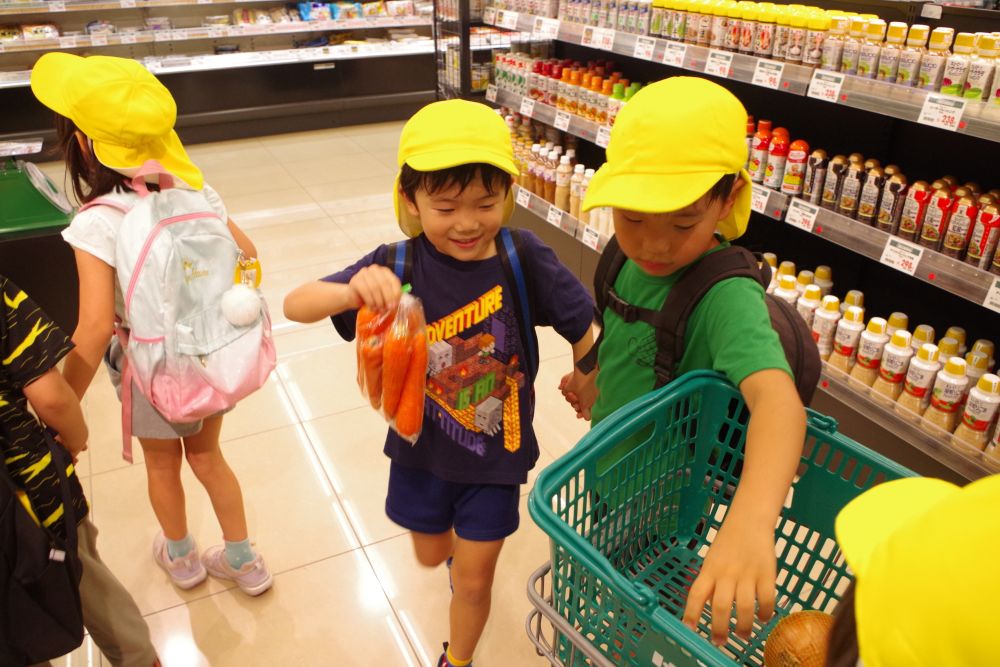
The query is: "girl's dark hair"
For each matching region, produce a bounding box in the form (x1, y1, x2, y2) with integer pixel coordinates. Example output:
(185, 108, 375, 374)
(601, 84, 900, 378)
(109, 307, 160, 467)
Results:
(707, 173, 739, 203)
(398, 163, 512, 204)
(54, 113, 131, 204)
(826, 581, 861, 667)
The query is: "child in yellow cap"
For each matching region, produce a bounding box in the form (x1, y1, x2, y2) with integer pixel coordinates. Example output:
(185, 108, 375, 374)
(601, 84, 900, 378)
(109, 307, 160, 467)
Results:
(284, 99, 595, 667)
(561, 76, 808, 645)
(30, 53, 273, 598)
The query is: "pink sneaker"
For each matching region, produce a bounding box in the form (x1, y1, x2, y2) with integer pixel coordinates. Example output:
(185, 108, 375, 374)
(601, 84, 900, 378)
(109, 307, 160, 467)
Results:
(201, 545, 273, 596)
(152, 533, 207, 590)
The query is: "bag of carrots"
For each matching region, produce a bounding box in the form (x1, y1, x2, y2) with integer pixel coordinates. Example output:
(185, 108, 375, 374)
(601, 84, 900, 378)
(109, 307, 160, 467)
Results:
(355, 288, 428, 444)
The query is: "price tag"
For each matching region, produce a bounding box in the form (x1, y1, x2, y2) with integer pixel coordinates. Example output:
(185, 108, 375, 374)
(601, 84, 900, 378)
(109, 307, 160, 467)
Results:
(519, 97, 535, 118)
(785, 198, 820, 232)
(661, 41, 687, 68)
(807, 69, 845, 103)
(547, 205, 564, 228)
(984, 279, 1000, 314)
(153, 30, 171, 42)
(533, 17, 560, 40)
(633, 36, 656, 61)
(197, 0, 213, 4)
(752, 59, 784, 90)
(880, 237, 925, 276)
(705, 49, 734, 78)
(554, 110, 571, 131)
(91, 34, 108, 46)
(59, 35, 77, 48)
(516, 187, 531, 208)
(485, 83, 498, 103)
(208, 26, 225, 38)
(120, 33, 137, 44)
(120, 0, 136, 7)
(49, 0, 65, 11)
(595, 27, 615, 51)
(497, 10, 519, 30)
(482, 7, 496, 25)
(918, 93, 967, 133)
(581, 225, 601, 251)
(595, 125, 612, 148)
(750, 185, 770, 214)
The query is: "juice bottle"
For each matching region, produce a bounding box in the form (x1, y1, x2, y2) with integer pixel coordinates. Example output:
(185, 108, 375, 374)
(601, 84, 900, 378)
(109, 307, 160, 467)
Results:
(814, 265, 833, 296)
(637, 0, 653, 35)
(774, 274, 800, 306)
(796, 284, 823, 327)
(840, 289, 863, 314)
(920, 184, 959, 251)
(840, 16, 867, 75)
(803, 149, 828, 205)
(945, 326, 968, 356)
(897, 180, 933, 242)
(877, 21, 907, 81)
(876, 172, 908, 234)
(738, 2, 758, 55)
(763, 131, 789, 190)
(921, 356, 969, 434)
(857, 19, 886, 79)
(526, 144, 541, 193)
(896, 24, 930, 86)
(585, 76, 603, 121)
(555, 154, 573, 211)
(965, 34, 998, 101)
(821, 14, 848, 71)
(886, 312, 909, 338)
(795, 269, 814, 296)
(848, 317, 889, 388)
(606, 82, 626, 127)
(755, 5, 776, 58)
(569, 163, 585, 218)
(896, 343, 941, 419)
(828, 305, 866, 373)
(918, 27, 954, 91)
(856, 166, 885, 226)
(546, 150, 560, 203)
(578, 168, 595, 224)
(785, 9, 808, 64)
(871, 330, 914, 404)
(952, 374, 1000, 451)
(837, 160, 866, 219)
(966, 197, 1000, 270)
(748, 120, 773, 184)
(941, 32, 976, 96)
(942, 188, 980, 259)
(811, 295, 842, 360)
(772, 4, 791, 59)
(820, 155, 849, 211)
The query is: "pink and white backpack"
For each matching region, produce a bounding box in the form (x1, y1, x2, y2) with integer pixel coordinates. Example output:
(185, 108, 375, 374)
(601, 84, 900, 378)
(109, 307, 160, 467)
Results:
(82, 161, 275, 461)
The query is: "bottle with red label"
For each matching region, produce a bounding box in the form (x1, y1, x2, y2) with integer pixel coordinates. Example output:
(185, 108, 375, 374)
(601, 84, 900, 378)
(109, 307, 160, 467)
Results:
(763, 129, 790, 190)
(781, 139, 810, 196)
(919, 182, 958, 250)
(748, 119, 773, 184)
(922, 357, 969, 434)
(896, 343, 941, 420)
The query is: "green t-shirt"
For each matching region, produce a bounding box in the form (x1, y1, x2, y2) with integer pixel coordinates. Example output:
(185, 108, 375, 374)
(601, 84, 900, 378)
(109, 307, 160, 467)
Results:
(591, 243, 793, 424)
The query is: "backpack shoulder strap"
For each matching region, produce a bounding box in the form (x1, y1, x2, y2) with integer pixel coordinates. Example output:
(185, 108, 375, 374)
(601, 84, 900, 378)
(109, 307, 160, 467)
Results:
(77, 197, 133, 214)
(496, 228, 539, 380)
(575, 235, 628, 375)
(385, 239, 415, 285)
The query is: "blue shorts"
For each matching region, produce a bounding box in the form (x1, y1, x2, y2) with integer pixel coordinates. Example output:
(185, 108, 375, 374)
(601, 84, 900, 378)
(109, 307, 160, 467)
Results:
(385, 462, 521, 542)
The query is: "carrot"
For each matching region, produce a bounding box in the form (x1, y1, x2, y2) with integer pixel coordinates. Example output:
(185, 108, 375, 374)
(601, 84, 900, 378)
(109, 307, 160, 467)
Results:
(394, 331, 427, 439)
(381, 319, 413, 418)
(360, 336, 384, 409)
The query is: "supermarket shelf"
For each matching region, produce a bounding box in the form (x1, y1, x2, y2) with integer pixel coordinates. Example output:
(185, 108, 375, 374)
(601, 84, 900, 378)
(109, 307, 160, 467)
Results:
(820, 365, 997, 481)
(494, 88, 605, 147)
(0, 0, 334, 15)
(0, 16, 432, 54)
(513, 184, 611, 253)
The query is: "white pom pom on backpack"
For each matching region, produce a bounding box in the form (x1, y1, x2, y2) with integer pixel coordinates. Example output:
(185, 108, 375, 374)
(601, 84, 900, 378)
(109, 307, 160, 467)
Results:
(221, 283, 262, 327)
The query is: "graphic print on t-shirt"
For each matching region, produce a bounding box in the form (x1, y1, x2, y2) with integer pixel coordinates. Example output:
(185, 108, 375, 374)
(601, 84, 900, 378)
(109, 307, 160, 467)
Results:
(424, 284, 526, 456)
(629, 330, 658, 369)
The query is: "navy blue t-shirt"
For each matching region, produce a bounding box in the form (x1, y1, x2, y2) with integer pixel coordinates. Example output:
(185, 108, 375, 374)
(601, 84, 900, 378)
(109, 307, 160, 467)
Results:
(324, 232, 593, 486)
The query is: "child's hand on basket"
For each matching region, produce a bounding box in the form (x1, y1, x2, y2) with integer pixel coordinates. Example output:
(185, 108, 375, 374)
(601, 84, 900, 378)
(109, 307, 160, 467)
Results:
(560, 369, 598, 420)
(681, 519, 776, 646)
(348, 266, 402, 312)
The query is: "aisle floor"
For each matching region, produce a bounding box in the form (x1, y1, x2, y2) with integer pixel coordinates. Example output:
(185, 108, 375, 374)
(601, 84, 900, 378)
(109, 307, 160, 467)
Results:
(41, 122, 591, 667)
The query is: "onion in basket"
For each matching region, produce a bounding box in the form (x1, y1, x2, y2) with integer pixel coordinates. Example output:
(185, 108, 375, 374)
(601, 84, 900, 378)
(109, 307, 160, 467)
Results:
(763, 610, 835, 667)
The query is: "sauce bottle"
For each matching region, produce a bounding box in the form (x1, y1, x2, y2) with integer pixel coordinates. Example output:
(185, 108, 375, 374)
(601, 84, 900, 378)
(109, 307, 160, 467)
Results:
(896, 24, 929, 87)
(763, 131, 789, 190)
(738, 2, 758, 55)
(973, 339, 996, 371)
(651, 0, 667, 37)
(827, 305, 866, 373)
(803, 13, 829, 68)
(803, 149, 828, 205)
(945, 326, 968, 356)
(965, 34, 998, 101)
(840, 16, 868, 75)
(897, 180, 932, 242)
(795, 269, 814, 296)
(785, 9, 808, 64)
(937, 336, 961, 364)
(696, 0, 713, 46)
(569, 163, 585, 219)
(886, 311, 909, 338)
(755, 5, 776, 58)
(709, 1, 730, 49)
(921, 357, 969, 434)
(876, 172, 908, 234)
(966, 351, 990, 396)
(774, 274, 800, 306)
(966, 197, 1000, 270)
(814, 265, 833, 296)
(911, 323, 936, 353)
(942, 188, 980, 259)
(840, 289, 863, 314)
(941, 32, 976, 96)
(724, 0, 742, 51)
(748, 119, 773, 184)
(877, 21, 908, 81)
(821, 14, 848, 71)
(684, 0, 702, 43)
(857, 19, 886, 79)
(796, 284, 823, 327)
(821, 155, 849, 211)
(896, 343, 941, 420)
(811, 295, 842, 360)
(871, 330, 914, 404)
(774, 260, 796, 296)
(555, 154, 573, 212)
(952, 373, 1000, 451)
(849, 316, 890, 388)
(837, 160, 866, 219)
(919, 184, 958, 251)
(918, 27, 954, 91)
(857, 166, 885, 226)
(772, 5, 791, 60)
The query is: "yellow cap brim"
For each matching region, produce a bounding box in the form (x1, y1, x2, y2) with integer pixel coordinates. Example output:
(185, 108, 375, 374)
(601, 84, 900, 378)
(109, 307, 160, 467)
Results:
(394, 173, 516, 238)
(30, 51, 82, 120)
(582, 165, 752, 241)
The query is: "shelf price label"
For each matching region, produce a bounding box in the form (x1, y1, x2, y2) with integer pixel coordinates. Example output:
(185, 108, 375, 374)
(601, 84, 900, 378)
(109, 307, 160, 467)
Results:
(554, 110, 572, 131)
(595, 125, 612, 148)
(984, 279, 1000, 314)
(880, 237, 925, 276)
(485, 83, 498, 103)
(519, 97, 535, 118)
(515, 187, 532, 208)
(496, 10, 519, 30)
(633, 36, 656, 61)
(49, 0, 65, 10)
(661, 41, 687, 68)
(153, 30, 172, 41)
(59, 35, 77, 48)
(547, 205, 564, 228)
(208, 26, 226, 38)
(581, 225, 601, 251)
(120, 33, 138, 44)
(918, 93, 967, 133)
(752, 59, 785, 90)
(750, 185, 770, 214)
(807, 70, 845, 103)
(533, 17, 560, 41)
(120, 0, 136, 7)
(785, 198, 820, 232)
(583, 27, 615, 51)
(705, 49, 734, 78)
(91, 34, 108, 46)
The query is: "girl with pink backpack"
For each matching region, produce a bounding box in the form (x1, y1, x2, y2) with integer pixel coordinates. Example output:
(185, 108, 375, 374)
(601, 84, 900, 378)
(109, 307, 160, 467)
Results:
(31, 53, 274, 597)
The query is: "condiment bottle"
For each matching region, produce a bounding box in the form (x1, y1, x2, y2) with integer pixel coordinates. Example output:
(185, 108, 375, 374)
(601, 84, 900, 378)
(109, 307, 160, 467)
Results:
(785, 10, 808, 64)
(709, 1, 729, 48)
(738, 2, 758, 55)
(965, 35, 998, 101)
(937, 336, 961, 365)
(555, 154, 573, 212)
(896, 343, 942, 419)
(840, 16, 868, 75)
(779, 138, 809, 197)
(725, 0, 742, 51)
(973, 339, 996, 370)
(837, 160, 866, 219)
(796, 284, 823, 327)
(814, 265, 833, 296)
(811, 295, 842, 360)
(912, 324, 936, 353)
(871, 330, 915, 404)
(897, 180, 933, 242)
(651, 0, 667, 37)
(966, 351, 990, 395)
(803, 12, 829, 68)
(697, 0, 713, 46)
(886, 312, 909, 338)
(795, 269, 814, 296)
(945, 326, 968, 356)
(877, 22, 908, 81)
(840, 289, 863, 314)
(828, 306, 866, 373)
(803, 149, 828, 205)
(922, 357, 969, 434)
(748, 119, 773, 184)
(876, 172, 908, 234)
(821, 155, 849, 211)
(919, 184, 958, 250)
(763, 131, 789, 190)
(857, 19, 886, 79)
(745, 115, 756, 162)
(772, 5, 791, 60)
(896, 24, 930, 86)
(821, 14, 848, 71)
(568, 163, 585, 219)
(967, 198, 1000, 269)
(941, 32, 976, 96)
(685, 0, 703, 43)
(857, 166, 886, 226)
(755, 5, 776, 58)
(987, 421, 1000, 463)
(952, 373, 1000, 451)
(849, 317, 890, 388)
(667, 0, 686, 40)
(769, 260, 796, 295)
(774, 274, 800, 306)
(918, 27, 954, 91)
(942, 188, 980, 259)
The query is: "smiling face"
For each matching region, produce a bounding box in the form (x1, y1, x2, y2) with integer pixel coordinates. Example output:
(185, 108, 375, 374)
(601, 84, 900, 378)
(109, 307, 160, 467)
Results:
(402, 175, 509, 261)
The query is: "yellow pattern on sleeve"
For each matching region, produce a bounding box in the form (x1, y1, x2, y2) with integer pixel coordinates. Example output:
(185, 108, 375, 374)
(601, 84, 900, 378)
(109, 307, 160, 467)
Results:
(4, 290, 27, 310)
(3, 317, 52, 366)
(42, 503, 65, 528)
(20, 450, 52, 482)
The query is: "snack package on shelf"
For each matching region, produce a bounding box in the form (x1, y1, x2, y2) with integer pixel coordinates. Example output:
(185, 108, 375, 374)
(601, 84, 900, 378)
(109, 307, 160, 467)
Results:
(384, 0, 415, 16)
(252, 9, 274, 23)
(85, 20, 115, 35)
(22, 23, 59, 40)
(298, 2, 332, 21)
(356, 290, 428, 444)
(204, 15, 232, 25)
(361, 1, 386, 17)
(0, 25, 21, 41)
(332, 2, 363, 19)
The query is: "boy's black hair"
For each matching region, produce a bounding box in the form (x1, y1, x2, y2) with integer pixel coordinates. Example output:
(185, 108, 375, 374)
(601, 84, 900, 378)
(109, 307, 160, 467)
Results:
(707, 173, 739, 203)
(826, 581, 860, 667)
(53, 113, 132, 204)
(398, 162, 513, 203)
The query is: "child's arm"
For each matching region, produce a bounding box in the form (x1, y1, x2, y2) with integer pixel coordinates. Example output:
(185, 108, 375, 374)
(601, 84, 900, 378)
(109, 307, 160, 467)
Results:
(23, 368, 88, 460)
(227, 218, 258, 258)
(561, 329, 598, 419)
(62, 249, 116, 399)
(682, 368, 805, 645)
(284, 265, 402, 323)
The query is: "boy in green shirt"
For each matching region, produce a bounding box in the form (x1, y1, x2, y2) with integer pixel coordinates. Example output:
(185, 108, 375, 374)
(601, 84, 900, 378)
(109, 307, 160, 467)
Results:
(561, 77, 807, 646)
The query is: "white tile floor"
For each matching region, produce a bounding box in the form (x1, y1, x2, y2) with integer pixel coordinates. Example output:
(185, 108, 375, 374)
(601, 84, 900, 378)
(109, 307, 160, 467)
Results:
(41, 122, 591, 667)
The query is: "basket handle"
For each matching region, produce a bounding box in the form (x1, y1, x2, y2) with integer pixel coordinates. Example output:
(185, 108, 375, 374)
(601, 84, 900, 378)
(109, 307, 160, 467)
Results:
(806, 409, 839, 434)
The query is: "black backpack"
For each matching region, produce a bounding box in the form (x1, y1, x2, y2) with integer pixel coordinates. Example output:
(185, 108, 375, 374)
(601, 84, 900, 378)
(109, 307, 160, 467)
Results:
(0, 432, 85, 665)
(576, 236, 821, 405)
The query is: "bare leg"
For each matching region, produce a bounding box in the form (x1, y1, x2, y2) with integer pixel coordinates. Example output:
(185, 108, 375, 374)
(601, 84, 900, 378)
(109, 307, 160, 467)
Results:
(181, 415, 248, 542)
(138, 437, 186, 540)
(409, 529, 454, 568)
(448, 537, 505, 661)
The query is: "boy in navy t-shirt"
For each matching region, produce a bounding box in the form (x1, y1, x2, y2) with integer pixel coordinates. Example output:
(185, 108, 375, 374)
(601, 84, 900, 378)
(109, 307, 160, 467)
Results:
(284, 100, 594, 667)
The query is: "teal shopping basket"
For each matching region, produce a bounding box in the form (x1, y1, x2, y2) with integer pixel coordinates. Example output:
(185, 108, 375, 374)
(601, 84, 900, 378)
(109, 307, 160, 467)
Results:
(528, 371, 914, 667)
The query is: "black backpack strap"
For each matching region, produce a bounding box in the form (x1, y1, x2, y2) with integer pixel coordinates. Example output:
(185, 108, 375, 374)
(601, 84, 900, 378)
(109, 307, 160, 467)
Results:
(386, 239, 414, 286)
(576, 235, 630, 374)
(496, 228, 539, 380)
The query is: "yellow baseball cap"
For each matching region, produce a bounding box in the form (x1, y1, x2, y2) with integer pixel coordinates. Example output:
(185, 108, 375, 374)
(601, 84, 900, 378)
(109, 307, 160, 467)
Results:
(835, 475, 1000, 666)
(395, 99, 519, 237)
(30, 53, 203, 190)
(582, 76, 752, 240)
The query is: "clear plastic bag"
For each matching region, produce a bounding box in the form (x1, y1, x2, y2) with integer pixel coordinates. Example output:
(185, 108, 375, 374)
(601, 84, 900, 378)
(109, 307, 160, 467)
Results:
(356, 291, 428, 444)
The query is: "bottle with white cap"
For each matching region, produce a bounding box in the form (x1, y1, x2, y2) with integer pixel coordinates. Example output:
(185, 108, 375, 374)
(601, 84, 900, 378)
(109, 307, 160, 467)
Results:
(871, 330, 914, 403)
(839, 289, 863, 314)
(848, 317, 890, 388)
(569, 163, 586, 219)
(814, 265, 834, 296)
(943, 326, 968, 356)
(885, 311, 909, 338)
(578, 168, 595, 225)
(555, 154, 573, 212)
(796, 284, 823, 328)
(795, 270, 814, 297)
(762, 253, 779, 293)
(921, 356, 969, 434)
(985, 420, 1000, 464)
(896, 343, 942, 419)
(965, 351, 990, 397)
(911, 323, 936, 352)
(773, 274, 800, 307)
(972, 339, 996, 371)
(828, 306, 866, 373)
(952, 373, 1000, 451)
(811, 295, 842, 360)
(937, 336, 961, 361)
(769, 261, 796, 295)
